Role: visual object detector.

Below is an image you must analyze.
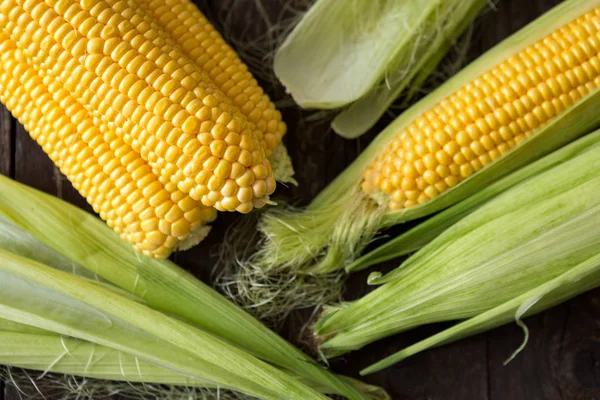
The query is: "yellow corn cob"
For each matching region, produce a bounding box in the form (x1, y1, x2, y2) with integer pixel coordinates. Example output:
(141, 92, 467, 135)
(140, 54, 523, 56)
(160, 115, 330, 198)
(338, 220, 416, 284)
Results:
(1, 0, 275, 214)
(137, 0, 287, 156)
(0, 31, 216, 258)
(362, 7, 600, 210)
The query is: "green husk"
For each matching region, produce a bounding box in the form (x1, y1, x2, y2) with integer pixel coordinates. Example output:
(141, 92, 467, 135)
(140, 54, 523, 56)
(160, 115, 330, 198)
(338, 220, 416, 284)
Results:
(0, 175, 385, 400)
(347, 128, 600, 272)
(256, 0, 600, 282)
(361, 252, 600, 374)
(331, 0, 487, 138)
(315, 131, 600, 357)
(0, 250, 325, 400)
(274, 0, 484, 115)
(0, 330, 210, 387)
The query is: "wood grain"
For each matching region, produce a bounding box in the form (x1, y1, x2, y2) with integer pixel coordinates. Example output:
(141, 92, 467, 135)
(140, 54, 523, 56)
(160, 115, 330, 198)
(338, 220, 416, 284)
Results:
(0, 103, 9, 400)
(0, 104, 12, 178)
(1, 0, 600, 399)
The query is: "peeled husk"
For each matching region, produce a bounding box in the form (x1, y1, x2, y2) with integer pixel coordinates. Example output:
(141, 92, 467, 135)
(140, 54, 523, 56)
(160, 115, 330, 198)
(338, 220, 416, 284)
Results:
(315, 131, 600, 365)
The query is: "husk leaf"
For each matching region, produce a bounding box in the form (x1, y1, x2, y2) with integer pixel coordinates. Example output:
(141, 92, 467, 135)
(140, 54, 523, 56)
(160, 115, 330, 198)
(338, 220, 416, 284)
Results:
(331, 0, 488, 138)
(0, 175, 378, 400)
(316, 137, 600, 355)
(0, 250, 326, 400)
(0, 331, 213, 387)
(361, 252, 600, 374)
(275, 0, 444, 109)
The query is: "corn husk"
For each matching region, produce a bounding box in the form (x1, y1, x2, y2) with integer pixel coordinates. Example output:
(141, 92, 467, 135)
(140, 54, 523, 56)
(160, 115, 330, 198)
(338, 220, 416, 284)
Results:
(361, 252, 600, 374)
(0, 326, 210, 387)
(257, 0, 600, 278)
(275, 0, 484, 118)
(331, 0, 487, 138)
(0, 175, 386, 400)
(314, 132, 600, 359)
(0, 249, 326, 400)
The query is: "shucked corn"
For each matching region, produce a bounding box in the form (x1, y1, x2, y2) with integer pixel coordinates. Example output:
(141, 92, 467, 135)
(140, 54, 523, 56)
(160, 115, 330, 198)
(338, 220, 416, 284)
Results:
(0, 32, 216, 258)
(137, 0, 287, 156)
(363, 7, 600, 210)
(0, 0, 288, 257)
(1, 0, 275, 214)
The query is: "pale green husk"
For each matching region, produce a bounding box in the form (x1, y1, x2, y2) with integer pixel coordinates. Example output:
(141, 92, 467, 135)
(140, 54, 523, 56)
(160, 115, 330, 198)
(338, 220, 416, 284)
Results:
(1, 367, 248, 400)
(275, 0, 485, 116)
(0, 327, 211, 387)
(0, 250, 324, 400)
(270, 142, 298, 186)
(0, 175, 387, 400)
(315, 130, 600, 360)
(331, 0, 488, 138)
(255, 0, 600, 294)
(361, 252, 600, 374)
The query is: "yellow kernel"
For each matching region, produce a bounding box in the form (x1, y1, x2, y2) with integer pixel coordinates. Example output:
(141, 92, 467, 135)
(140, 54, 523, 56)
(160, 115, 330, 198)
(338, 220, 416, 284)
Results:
(164, 205, 183, 224)
(445, 175, 459, 188)
(237, 187, 253, 203)
(214, 160, 232, 179)
(238, 150, 252, 166)
(424, 186, 438, 199)
(405, 190, 419, 201)
(423, 170, 440, 185)
(391, 190, 406, 204)
(401, 177, 416, 191)
(417, 193, 429, 204)
(208, 175, 225, 191)
(460, 164, 474, 178)
(423, 153, 438, 170)
(236, 170, 255, 187)
(479, 154, 492, 167)
(456, 131, 471, 146)
(402, 163, 418, 179)
(470, 141, 486, 156)
(434, 181, 447, 193)
(253, 180, 267, 198)
(171, 219, 190, 238)
(471, 159, 483, 171)
(203, 156, 219, 171)
(436, 165, 450, 179)
(221, 180, 238, 197)
(181, 116, 199, 134)
(444, 141, 459, 156)
(210, 140, 227, 158)
(481, 135, 496, 151)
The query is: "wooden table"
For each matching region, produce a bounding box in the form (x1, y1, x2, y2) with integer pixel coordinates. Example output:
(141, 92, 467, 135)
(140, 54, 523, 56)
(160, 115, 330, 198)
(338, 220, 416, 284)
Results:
(2, 0, 600, 399)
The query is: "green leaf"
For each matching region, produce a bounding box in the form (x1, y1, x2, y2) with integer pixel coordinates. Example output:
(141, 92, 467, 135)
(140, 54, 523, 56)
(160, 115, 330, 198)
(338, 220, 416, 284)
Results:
(0, 250, 326, 400)
(317, 140, 600, 355)
(276, 0, 445, 109)
(0, 175, 370, 400)
(332, 0, 487, 138)
(361, 252, 600, 374)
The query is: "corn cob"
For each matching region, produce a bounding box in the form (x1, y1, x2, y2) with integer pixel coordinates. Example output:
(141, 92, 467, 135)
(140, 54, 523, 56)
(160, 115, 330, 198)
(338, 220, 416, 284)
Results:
(363, 7, 600, 210)
(137, 0, 287, 156)
(0, 32, 216, 258)
(238, 0, 600, 325)
(1, 0, 275, 214)
(0, 0, 293, 256)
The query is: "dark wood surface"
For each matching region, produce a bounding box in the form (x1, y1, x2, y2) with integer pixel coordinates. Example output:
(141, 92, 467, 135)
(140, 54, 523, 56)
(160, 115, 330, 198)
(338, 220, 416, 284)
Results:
(2, 0, 600, 399)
